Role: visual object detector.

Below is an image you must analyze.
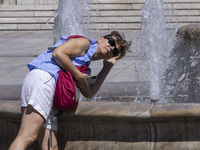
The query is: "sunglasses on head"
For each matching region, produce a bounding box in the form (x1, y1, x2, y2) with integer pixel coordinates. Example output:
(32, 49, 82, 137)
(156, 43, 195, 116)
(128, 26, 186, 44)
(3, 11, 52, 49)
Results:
(103, 36, 120, 57)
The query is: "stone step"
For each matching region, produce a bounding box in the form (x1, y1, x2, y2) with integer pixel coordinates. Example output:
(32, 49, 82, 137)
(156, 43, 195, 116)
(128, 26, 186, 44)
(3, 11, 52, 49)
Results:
(0, 11, 55, 17)
(2, 0, 57, 5)
(92, 0, 200, 3)
(1, 16, 200, 24)
(0, 17, 53, 23)
(0, 9, 200, 18)
(13, 0, 200, 5)
(0, 1, 199, 31)
(0, 24, 53, 30)
(0, 4, 57, 10)
(0, 23, 192, 30)
(91, 3, 200, 10)
(1, 3, 200, 10)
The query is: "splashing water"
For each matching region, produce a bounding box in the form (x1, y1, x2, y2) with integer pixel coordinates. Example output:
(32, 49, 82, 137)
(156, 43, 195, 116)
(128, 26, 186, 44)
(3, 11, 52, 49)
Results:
(165, 27, 200, 102)
(53, 0, 93, 43)
(141, 0, 170, 101)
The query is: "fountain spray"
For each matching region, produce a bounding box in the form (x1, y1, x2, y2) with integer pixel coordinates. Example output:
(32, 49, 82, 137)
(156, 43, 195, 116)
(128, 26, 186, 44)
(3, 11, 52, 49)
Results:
(141, 0, 169, 101)
(53, 0, 93, 44)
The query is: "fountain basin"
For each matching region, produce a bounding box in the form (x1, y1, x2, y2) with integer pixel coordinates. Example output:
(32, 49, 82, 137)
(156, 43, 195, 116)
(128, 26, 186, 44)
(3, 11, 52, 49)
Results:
(1, 100, 200, 150)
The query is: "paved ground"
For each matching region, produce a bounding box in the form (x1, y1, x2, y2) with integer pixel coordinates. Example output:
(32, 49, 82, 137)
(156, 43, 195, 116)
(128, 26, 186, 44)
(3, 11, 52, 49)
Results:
(0, 30, 149, 100)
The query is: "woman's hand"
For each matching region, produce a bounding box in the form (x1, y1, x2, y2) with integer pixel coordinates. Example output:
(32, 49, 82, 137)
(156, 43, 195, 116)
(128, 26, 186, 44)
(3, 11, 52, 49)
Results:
(74, 73, 88, 88)
(80, 56, 119, 99)
(103, 56, 118, 67)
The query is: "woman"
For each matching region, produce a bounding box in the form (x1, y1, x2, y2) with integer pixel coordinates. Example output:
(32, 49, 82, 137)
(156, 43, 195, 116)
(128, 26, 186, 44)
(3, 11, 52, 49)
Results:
(9, 31, 131, 150)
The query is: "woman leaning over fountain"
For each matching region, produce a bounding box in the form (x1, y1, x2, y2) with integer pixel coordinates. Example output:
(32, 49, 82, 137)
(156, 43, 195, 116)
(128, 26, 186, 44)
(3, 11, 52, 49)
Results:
(9, 31, 131, 150)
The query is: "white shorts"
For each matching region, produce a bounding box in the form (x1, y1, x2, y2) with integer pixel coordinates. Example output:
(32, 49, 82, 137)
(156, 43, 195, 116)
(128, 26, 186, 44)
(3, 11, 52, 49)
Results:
(21, 69, 59, 131)
(21, 69, 80, 131)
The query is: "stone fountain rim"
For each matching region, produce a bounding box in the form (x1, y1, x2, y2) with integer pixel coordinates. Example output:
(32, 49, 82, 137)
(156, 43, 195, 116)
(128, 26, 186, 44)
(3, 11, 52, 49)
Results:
(1, 100, 200, 121)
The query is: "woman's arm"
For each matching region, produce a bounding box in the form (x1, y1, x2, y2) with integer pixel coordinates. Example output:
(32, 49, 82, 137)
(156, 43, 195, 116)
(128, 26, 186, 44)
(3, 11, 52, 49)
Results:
(52, 37, 90, 88)
(80, 57, 117, 99)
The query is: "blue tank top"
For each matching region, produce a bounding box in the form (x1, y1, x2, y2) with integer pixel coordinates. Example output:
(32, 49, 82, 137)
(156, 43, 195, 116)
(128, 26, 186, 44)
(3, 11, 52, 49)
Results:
(27, 35, 97, 81)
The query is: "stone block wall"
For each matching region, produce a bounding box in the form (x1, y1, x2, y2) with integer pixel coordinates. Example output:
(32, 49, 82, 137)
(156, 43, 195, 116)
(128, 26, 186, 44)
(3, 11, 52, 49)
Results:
(2, 101, 200, 150)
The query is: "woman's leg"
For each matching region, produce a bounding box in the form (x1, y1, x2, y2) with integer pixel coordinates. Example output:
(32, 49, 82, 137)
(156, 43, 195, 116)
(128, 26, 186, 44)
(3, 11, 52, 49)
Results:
(37, 107, 59, 150)
(37, 127, 58, 150)
(9, 105, 45, 150)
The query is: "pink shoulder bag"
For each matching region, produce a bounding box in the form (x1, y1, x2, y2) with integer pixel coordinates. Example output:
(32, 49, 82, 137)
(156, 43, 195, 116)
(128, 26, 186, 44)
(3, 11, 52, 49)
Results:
(53, 35, 88, 110)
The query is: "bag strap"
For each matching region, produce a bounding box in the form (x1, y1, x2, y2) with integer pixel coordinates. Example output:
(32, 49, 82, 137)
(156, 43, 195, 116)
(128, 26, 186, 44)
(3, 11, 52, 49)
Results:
(48, 35, 87, 51)
(66, 35, 89, 74)
(66, 35, 87, 41)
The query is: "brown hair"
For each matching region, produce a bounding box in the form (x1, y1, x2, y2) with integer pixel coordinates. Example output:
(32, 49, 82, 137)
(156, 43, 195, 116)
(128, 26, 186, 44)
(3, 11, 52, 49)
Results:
(104, 31, 132, 59)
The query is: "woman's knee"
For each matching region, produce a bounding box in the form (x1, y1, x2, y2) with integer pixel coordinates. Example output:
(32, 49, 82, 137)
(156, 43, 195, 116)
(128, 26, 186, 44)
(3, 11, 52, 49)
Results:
(18, 106, 45, 145)
(17, 131, 38, 146)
